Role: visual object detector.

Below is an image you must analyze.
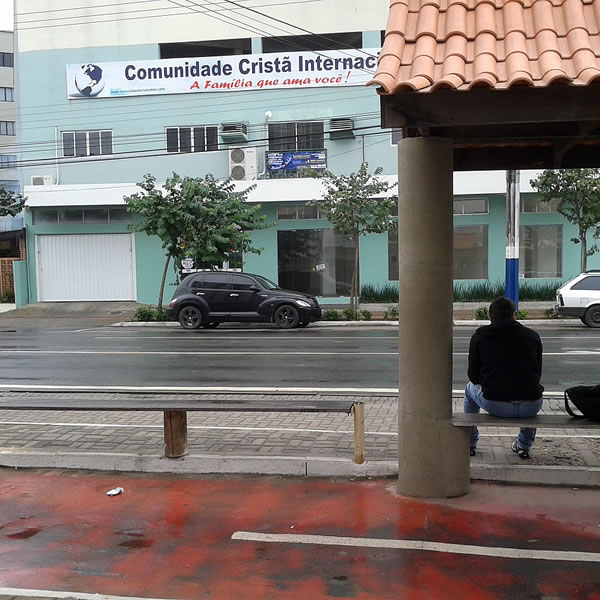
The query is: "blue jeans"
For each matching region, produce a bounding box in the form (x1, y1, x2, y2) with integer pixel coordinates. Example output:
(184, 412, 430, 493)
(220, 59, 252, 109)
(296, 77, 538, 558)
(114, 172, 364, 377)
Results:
(464, 382, 543, 450)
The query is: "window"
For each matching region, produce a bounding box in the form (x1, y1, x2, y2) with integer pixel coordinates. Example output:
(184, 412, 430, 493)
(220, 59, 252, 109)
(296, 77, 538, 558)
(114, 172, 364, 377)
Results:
(0, 87, 14, 102)
(390, 129, 402, 145)
(519, 225, 562, 278)
(453, 197, 488, 215)
(0, 121, 15, 136)
(277, 204, 323, 220)
(202, 273, 230, 289)
(572, 276, 600, 291)
(269, 121, 324, 152)
(62, 130, 113, 157)
(166, 126, 218, 153)
(521, 197, 560, 213)
(263, 32, 362, 53)
(278, 229, 354, 296)
(454, 225, 488, 279)
(230, 274, 256, 290)
(160, 39, 251, 59)
(58, 209, 84, 224)
(0, 155, 16, 168)
(388, 230, 398, 280)
(32, 209, 58, 225)
(32, 207, 131, 225)
(0, 53, 14, 67)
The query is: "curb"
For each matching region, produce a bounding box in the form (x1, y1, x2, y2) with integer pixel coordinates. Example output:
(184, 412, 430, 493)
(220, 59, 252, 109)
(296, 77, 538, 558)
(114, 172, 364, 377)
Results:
(1, 450, 597, 487)
(113, 319, 583, 328)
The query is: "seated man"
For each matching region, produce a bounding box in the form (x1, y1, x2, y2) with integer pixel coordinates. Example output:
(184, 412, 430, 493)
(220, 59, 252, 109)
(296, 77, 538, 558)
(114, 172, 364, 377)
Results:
(465, 296, 544, 459)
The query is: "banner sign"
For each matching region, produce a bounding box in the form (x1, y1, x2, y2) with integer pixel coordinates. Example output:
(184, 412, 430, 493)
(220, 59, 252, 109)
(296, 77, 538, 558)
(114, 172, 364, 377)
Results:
(267, 151, 327, 172)
(66, 48, 380, 99)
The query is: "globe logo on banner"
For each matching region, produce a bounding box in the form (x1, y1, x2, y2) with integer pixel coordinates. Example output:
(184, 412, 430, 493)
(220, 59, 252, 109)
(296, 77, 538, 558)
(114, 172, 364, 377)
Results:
(74, 64, 105, 97)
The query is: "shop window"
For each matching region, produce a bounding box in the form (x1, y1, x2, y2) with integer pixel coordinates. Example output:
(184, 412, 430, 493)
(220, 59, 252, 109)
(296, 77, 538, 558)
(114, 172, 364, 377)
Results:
(454, 225, 488, 279)
(262, 32, 362, 53)
(453, 197, 488, 215)
(0, 52, 13, 67)
(62, 130, 112, 157)
(0, 121, 15, 136)
(519, 225, 562, 278)
(277, 229, 353, 296)
(160, 39, 251, 59)
(166, 125, 218, 153)
(0, 87, 14, 102)
(521, 197, 560, 213)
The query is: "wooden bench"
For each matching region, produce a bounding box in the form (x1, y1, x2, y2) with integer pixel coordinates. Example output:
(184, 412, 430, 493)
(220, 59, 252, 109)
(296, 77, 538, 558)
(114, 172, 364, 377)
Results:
(452, 413, 599, 429)
(0, 391, 366, 464)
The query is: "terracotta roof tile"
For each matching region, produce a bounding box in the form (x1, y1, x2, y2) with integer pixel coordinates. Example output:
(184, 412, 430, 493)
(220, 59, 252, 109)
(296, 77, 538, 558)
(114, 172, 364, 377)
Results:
(370, 0, 600, 92)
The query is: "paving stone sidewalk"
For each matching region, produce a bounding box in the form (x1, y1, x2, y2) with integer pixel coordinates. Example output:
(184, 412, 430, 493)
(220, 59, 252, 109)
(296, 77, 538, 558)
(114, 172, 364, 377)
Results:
(0, 392, 598, 470)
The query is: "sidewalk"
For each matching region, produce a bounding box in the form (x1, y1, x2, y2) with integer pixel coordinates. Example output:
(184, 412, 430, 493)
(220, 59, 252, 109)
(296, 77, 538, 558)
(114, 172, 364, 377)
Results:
(0, 391, 597, 487)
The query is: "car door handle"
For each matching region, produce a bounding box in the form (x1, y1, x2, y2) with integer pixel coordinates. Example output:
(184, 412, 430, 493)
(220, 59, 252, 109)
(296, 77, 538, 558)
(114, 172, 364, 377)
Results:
(230, 293, 239, 297)
(195, 292, 204, 296)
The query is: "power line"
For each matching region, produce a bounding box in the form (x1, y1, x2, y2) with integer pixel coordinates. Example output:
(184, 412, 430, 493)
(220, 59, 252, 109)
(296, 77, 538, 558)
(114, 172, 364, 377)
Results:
(15, 126, 394, 170)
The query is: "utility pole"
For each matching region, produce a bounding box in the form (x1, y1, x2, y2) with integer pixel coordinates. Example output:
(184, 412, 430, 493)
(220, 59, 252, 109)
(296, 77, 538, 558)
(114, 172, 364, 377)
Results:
(505, 170, 520, 308)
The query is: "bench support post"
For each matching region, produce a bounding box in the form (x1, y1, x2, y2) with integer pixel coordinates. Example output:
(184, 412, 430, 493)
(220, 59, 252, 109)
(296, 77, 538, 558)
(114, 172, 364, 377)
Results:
(353, 401, 365, 464)
(164, 410, 187, 458)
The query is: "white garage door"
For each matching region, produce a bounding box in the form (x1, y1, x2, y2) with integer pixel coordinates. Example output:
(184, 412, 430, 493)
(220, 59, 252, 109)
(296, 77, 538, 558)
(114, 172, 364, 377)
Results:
(36, 234, 136, 301)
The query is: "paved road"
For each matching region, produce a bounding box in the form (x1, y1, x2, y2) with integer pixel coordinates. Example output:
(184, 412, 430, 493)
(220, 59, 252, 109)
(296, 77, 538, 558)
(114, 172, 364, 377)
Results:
(0, 323, 598, 392)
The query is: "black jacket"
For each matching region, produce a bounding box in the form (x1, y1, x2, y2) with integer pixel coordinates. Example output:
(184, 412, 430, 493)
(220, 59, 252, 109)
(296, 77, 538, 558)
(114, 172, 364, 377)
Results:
(468, 320, 544, 401)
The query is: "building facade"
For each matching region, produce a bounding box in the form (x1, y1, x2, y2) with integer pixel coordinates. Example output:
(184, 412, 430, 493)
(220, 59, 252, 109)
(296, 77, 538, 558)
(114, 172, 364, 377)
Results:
(12, 1, 596, 305)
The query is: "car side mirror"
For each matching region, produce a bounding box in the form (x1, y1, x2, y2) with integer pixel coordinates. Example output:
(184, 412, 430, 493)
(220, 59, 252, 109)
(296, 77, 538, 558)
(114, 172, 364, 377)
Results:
(249, 285, 260, 292)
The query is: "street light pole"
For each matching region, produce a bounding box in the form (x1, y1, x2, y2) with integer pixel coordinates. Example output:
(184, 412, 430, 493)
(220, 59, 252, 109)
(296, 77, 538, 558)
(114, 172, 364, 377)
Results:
(505, 170, 520, 308)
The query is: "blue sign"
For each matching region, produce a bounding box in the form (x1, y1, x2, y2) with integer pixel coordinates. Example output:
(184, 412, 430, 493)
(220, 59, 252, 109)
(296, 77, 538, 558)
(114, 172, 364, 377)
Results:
(267, 151, 327, 172)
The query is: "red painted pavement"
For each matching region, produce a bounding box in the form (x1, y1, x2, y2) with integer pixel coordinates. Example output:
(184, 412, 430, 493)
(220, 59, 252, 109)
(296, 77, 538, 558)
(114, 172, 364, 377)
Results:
(0, 469, 599, 599)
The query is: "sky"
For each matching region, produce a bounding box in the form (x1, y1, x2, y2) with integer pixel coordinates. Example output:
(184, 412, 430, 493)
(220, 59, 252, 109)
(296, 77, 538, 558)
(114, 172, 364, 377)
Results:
(1, 2, 13, 30)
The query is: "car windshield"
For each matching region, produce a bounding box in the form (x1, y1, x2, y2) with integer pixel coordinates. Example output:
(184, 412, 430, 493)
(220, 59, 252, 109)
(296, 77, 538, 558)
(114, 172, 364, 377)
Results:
(254, 275, 280, 290)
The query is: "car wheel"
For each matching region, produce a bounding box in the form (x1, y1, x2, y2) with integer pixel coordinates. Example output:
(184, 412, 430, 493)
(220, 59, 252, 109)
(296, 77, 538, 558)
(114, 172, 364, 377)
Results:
(203, 322, 220, 329)
(297, 322, 309, 328)
(584, 306, 600, 328)
(178, 305, 203, 329)
(274, 305, 300, 329)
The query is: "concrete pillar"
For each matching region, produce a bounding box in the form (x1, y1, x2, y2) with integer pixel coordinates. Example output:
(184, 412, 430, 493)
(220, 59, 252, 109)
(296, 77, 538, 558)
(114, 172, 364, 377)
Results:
(397, 137, 470, 498)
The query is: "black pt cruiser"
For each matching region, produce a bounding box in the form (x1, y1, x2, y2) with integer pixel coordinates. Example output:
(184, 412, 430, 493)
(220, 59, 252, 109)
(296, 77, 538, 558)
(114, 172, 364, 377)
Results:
(166, 270, 322, 330)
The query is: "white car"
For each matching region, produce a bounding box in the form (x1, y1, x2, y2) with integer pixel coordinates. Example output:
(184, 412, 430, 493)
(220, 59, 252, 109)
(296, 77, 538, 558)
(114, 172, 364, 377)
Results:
(556, 271, 600, 327)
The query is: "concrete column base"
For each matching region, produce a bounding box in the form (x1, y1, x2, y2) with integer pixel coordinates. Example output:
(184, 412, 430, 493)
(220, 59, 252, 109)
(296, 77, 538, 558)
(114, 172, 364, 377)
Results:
(398, 415, 471, 498)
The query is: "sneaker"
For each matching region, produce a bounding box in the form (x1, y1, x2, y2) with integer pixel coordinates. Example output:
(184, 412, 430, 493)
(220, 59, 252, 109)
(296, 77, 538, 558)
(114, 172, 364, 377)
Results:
(512, 439, 530, 460)
(469, 447, 477, 457)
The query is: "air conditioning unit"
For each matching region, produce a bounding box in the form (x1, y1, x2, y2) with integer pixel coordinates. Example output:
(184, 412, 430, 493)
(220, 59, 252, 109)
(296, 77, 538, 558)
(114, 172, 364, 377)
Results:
(31, 175, 55, 186)
(220, 122, 249, 144)
(329, 117, 355, 140)
(228, 147, 258, 181)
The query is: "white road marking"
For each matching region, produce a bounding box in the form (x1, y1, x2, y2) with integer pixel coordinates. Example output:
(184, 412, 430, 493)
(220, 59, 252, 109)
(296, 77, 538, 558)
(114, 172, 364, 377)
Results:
(5, 349, 600, 357)
(0, 421, 596, 438)
(0, 587, 175, 600)
(231, 532, 600, 563)
(0, 349, 396, 356)
(0, 384, 567, 396)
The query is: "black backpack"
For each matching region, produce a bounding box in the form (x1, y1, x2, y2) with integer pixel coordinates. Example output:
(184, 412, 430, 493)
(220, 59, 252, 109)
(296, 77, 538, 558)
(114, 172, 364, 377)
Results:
(564, 385, 600, 420)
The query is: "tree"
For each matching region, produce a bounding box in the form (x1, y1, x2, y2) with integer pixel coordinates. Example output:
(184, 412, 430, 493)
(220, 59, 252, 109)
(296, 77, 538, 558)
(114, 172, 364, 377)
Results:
(0, 186, 26, 218)
(530, 169, 600, 272)
(124, 172, 269, 308)
(310, 163, 398, 310)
